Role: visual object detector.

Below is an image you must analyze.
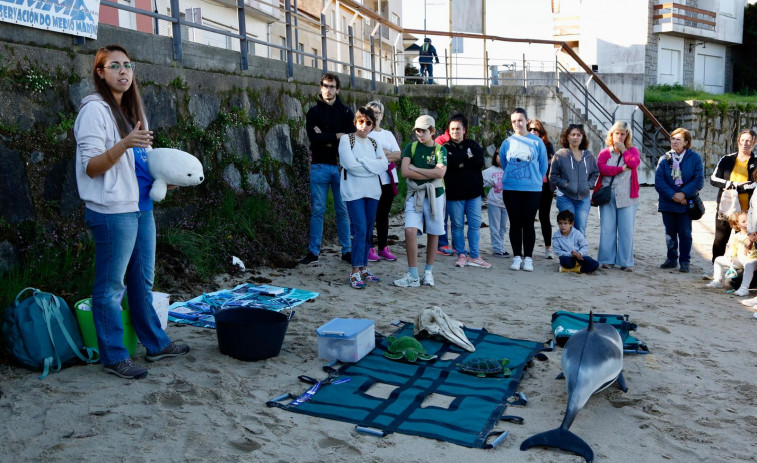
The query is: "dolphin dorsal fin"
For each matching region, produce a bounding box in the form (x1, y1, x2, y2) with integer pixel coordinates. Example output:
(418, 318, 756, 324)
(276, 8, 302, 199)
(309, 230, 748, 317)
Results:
(588, 311, 594, 331)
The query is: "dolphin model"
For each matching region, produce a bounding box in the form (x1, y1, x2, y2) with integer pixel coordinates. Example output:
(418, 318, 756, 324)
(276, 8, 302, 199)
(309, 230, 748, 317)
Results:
(520, 312, 627, 463)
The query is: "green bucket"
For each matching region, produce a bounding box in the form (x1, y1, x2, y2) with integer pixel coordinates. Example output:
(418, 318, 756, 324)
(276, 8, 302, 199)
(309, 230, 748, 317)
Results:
(74, 297, 138, 357)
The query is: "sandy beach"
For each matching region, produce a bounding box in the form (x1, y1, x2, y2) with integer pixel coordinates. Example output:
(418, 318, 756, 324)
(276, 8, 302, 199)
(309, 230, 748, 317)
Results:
(1, 183, 755, 463)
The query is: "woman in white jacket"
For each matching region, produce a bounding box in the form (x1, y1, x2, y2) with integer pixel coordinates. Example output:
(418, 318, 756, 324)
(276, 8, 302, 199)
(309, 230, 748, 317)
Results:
(75, 45, 189, 380)
(339, 106, 388, 288)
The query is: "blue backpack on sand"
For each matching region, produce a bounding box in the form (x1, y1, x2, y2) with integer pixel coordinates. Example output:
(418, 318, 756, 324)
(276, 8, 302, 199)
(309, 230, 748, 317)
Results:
(1, 288, 99, 378)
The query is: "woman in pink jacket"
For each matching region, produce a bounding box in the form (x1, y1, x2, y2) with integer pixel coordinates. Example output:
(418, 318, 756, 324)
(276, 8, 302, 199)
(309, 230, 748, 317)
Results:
(595, 121, 641, 271)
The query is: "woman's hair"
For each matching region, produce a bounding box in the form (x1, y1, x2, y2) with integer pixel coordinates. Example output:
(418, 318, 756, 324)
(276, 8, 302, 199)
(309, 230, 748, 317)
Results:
(511, 107, 528, 120)
(560, 123, 589, 150)
(93, 44, 145, 139)
(670, 127, 692, 149)
(448, 113, 469, 138)
(355, 106, 376, 127)
(605, 120, 633, 149)
(366, 100, 384, 115)
(492, 152, 501, 168)
(528, 119, 551, 146)
(728, 210, 747, 231)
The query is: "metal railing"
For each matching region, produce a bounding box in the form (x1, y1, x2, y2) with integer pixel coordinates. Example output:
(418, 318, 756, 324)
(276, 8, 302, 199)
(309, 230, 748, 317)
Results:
(82, 2, 670, 163)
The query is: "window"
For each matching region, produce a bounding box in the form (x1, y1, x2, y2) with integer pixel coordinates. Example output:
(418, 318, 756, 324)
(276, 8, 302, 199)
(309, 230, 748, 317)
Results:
(342, 16, 347, 38)
(311, 47, 319, 68)
(280, 37, 287, 61)
(391, 13, 400, 26)
(296, 43, 304, 65)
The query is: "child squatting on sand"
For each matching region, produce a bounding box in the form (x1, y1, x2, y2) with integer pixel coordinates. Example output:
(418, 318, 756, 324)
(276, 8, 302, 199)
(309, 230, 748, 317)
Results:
(707, 211, 757, 297)
(552, 209, 599, 274)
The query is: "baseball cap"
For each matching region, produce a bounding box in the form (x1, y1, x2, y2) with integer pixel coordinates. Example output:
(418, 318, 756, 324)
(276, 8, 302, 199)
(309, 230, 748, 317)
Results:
(414, 115, 435, 130)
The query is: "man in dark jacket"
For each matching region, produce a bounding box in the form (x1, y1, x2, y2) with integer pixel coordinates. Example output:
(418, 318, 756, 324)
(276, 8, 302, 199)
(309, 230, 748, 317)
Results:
(419, 38, 439, 84)
(299, 73, 356, 266)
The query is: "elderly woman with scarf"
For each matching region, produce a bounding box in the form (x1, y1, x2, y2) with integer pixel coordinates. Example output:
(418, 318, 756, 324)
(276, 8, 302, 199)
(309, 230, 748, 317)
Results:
(655, 128, 704, 273)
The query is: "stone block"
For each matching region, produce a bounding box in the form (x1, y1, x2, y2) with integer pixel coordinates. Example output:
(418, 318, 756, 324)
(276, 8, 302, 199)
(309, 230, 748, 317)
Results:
(143, 87, 178, 129)
(223, 164, 243, 193)
(265, 124, 294, 165)
(246, 172, 270, 195)
(69, 80, 94, 109)
(224, 125, 260, 162)
(0, 240, 18, 274)
(188, 93, 221, 129)
(282, 94, 304, 121)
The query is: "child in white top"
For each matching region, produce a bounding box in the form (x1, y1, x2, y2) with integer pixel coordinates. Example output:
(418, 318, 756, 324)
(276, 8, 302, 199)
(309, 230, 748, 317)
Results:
(482, 153, 509, 257)
(707, 211, 757, 296)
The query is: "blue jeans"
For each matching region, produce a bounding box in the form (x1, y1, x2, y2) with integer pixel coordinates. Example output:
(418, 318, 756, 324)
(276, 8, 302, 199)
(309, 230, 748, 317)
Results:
(448, 197, 483, 258)
(597, 191, 638, 268)
(661, 211, 693, 264)
(308, 164, 351, 256)
(559, 255, 599, 273)
(556, 194, 592, 237)
(85, 209, 171, 365)
(438, 207, 451, 248)
(487, 204, 508, 254)
(346, 198, 379, 268)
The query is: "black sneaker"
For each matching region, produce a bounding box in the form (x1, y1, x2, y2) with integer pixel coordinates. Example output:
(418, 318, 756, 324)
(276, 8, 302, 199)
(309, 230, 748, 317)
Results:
(341, 252, 352, 263)
(679, 263, 690, 273)
(660, 259, 678, 269)
(299, 252, 319, 266)
(145, 342, 190, 362)
(104, 359, 148, 379)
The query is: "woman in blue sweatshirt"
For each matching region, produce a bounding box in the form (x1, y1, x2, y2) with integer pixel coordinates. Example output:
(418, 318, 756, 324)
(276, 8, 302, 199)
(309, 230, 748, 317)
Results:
(498, 108, 549, 272)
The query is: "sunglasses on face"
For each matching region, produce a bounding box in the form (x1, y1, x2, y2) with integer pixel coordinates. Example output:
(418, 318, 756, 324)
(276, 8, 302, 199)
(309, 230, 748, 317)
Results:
(105, 62, 135, 71)
(568, 124, 583, 130)
(356, 119, 373, 126)
(528, 126, 540, 133)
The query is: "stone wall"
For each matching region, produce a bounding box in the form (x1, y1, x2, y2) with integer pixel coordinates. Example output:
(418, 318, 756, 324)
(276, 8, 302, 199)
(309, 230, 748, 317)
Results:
(646, 101, 757, 172)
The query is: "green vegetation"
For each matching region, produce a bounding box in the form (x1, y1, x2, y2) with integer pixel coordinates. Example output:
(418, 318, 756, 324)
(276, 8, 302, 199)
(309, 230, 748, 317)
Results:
(645, 84, 757, 105)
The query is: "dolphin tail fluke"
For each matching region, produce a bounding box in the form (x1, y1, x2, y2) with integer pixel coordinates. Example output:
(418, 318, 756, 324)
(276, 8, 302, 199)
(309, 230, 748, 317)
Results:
(520, 427, 594, 463)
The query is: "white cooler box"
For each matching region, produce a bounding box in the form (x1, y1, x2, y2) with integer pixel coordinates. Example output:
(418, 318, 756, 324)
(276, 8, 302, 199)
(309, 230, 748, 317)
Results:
(317, 318, 375, 363)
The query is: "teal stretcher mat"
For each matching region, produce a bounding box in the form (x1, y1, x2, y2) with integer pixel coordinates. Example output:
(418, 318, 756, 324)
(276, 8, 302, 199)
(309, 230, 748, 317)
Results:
(268, 322, 546, 448)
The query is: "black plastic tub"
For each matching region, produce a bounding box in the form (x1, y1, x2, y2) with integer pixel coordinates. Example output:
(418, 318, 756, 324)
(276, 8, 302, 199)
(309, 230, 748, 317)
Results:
(214, 308, 294, 361)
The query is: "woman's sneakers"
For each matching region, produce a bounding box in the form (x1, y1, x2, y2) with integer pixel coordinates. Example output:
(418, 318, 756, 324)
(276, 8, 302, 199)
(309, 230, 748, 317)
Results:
(378, 247, 397, 261)
(733, 287, 750, 297)
(103, 358, 148, 379)
(510, 256, 533, 271)
(393, 272, 420, 287)
(467, 256, 492, 268)
(706, 280, 724, 288)
(455, 254, 468, 267)
(436, 246, 454, 256)
(544, 248, 555, 259)
(510, 256, 523, 270)
(360, 269, 381, 283)
(368, 248, 380, 262)
(350, 272, 366, 289)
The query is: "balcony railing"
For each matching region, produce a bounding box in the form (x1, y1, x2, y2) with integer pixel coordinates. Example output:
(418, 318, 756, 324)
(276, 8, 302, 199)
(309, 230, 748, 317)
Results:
(653, 2, 716, 32)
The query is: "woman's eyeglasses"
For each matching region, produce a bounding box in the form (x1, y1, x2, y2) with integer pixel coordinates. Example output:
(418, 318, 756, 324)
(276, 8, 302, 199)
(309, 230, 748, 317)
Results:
(105, 62, 135, 71)
(568, 123, 584, 130)
(528, 126, 540, 133)
(356, 119, 373, 126)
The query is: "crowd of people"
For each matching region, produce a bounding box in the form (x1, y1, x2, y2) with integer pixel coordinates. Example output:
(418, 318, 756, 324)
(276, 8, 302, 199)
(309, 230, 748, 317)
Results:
(297, 73, 757, 289)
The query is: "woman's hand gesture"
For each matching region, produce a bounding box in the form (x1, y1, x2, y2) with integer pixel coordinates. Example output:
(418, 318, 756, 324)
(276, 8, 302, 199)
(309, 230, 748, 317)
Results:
(121, 121, 153, 149)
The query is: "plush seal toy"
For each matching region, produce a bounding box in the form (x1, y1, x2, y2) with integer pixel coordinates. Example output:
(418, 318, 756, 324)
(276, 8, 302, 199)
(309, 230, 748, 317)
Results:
(147, 148, 204, 201)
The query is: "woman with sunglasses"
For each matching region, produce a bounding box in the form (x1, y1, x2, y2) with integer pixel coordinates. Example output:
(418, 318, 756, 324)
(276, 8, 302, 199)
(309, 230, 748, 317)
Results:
(498, 108, 549, 272)
(528, 119, 556, 259)
(365, 100, 401, 263)
(75, 45, 189, 380)
(550, 123, 599, 237)
(655, 128, 704, 274)
(338, 107, 389, 289)
(595, 121, 641, 272)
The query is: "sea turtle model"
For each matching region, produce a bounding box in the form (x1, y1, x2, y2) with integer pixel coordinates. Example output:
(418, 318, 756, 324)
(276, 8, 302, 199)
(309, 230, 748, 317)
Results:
(457, 357, 512, 378)
(384, 336, 437, 362)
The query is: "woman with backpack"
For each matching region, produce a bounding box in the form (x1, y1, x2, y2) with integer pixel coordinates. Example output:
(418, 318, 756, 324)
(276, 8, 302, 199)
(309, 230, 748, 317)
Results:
(74, 45, 189, 380)
(338, 106, 388, 289)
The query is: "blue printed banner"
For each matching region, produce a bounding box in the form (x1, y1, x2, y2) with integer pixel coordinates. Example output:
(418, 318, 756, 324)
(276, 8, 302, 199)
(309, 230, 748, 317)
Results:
(0, 0, 100, 39)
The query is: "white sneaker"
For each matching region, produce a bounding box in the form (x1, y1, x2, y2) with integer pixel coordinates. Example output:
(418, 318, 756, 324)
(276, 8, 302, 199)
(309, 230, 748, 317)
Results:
(393, 272, 420, 287)
(734, 287, 750, 297)
(739, 297, 757, 306)
(510, 256, 523, 271)
(422, 271, 435, 287)
(544, 248, 554, 259)
(706, 280, 724, 288)
(522, 257, 534, 272)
